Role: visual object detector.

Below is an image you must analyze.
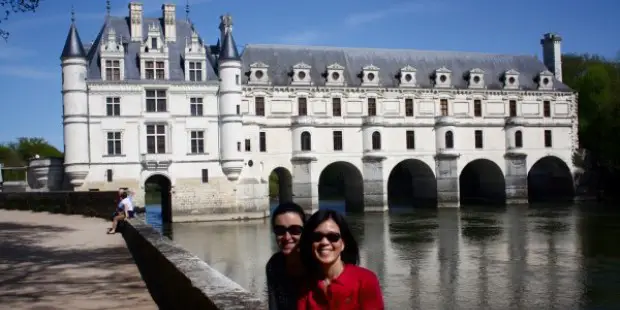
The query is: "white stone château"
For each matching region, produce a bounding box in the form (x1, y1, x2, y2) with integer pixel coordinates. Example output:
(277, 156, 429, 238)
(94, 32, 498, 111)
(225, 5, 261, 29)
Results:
(60, 2, 578, 222)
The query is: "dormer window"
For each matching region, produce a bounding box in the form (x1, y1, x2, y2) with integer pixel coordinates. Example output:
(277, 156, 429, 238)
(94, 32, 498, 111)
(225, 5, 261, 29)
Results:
(325, 63, 345, 86)
(184, 29, 207, 82)
(139, 23, 169, 80)
(503, 69, 520, 90)
(433, 67, 452, 88)
(291, 62, 312, 86)
(361, 65, 380, 87)
(248, 62, 270, 85)
(467, 68, 485, 89)
(100, 27, 125, 81)
(537, 70, 554, 90)
(399, 65, 417, 87)
(151, 37, 158, 50)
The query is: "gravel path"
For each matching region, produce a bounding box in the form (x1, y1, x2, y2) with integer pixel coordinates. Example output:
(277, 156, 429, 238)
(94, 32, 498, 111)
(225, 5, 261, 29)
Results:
(0, 210, 156, 309)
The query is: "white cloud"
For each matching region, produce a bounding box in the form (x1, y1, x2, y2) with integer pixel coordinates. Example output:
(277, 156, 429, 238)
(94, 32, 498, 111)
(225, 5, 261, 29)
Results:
(0, 65, 56, 79)
(344, 1, 441, 27)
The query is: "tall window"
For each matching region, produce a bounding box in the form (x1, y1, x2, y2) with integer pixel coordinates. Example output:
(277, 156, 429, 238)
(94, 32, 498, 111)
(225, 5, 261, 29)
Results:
(509, 100, 517, 117)
(406, 130, 415, 149)
(245, 139, 251, 152)
(151, 37, 158, 49)
(188, 61, 203, 81)
(474, 100, 482, 117)
(298, 97, 308, 116)
(333, 131, 343, 151)
(368, 98, 377, 116)
(146, 124, 167, 154)
(255, 97, 265, 116)
(474, 130, 483, 149)
(405, 99, 414, 117)
(371, 131, 381, 150)
(515, 130, 523, 148)
(332, 98, 342, 116)
(259, 132, 266, 152)
(105, 60, 121, 81)
(300, 131, 311, 151)
(146, 90, 167, 112)
(543, 101, 551, 117)
(544, 130, 552, 147)
(190, 97, 203, 116)
(106, 131, 122, 155)
(145, 61, 165, 80)
(445, 131, 454, 149)
(106, 97, 120, 116)
(190, 131, 205, 154)
(440, 99, 449, 116)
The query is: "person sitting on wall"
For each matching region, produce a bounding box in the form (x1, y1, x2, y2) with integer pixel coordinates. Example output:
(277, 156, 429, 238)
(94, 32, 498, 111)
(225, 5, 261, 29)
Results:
(107, 191, 135, 234)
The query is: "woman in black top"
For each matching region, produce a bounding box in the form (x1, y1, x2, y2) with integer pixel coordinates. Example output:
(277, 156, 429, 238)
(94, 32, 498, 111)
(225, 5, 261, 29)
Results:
(266, 202, 307, 310)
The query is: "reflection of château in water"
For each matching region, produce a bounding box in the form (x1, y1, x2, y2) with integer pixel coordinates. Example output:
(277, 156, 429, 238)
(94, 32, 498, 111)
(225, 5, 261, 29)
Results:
(57, 1, 578, 222)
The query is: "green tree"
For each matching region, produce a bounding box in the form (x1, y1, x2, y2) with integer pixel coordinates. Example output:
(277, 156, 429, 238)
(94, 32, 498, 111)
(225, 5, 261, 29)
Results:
(0, 0, 42, 40)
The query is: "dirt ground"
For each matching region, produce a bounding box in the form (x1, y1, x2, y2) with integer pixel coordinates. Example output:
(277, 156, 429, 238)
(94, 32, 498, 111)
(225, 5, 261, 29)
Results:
(0, 209, 157, 310)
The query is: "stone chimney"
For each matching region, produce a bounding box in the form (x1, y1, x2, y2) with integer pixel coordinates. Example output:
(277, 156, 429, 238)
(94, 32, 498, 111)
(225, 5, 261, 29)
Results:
(162, 3, 176, 42)
(541, 33, 562, 82)
(129, 2, 143, 42)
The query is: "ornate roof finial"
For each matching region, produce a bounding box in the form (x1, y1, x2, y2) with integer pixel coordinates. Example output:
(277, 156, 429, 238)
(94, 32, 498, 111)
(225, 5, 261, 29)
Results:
(106, 0, 111, 17)
(71, 5, 75, 23)
(185, 0, 190, 21)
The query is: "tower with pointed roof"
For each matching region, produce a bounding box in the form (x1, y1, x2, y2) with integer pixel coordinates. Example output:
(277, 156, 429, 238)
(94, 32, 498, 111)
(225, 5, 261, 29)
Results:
(60, 10, 89, 189)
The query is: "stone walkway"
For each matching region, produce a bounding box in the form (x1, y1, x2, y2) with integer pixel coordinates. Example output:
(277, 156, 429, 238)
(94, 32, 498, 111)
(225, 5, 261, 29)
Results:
(0, 210, 156, 309)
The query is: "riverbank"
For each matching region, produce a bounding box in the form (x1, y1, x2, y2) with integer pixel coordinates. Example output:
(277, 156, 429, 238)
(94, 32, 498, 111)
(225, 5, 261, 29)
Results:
(0, 209, 156, 309)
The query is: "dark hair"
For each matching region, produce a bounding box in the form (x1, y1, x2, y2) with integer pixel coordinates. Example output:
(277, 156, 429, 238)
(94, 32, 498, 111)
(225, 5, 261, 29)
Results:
(120, 192, 128, 199)
(270, 202, 306, 228)
(299, 209, 360, 272)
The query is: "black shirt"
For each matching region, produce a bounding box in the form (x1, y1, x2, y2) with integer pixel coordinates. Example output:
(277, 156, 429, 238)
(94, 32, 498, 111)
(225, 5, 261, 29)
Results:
(266, 252, 303, 310)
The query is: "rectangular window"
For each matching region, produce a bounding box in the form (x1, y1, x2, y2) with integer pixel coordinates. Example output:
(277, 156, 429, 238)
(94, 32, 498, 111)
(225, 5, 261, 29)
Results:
(259, 132, 266, 152)
(105, 60, 121, 81)
(237, 141, 241, 151)
(544, 130, 552, 147)
(188, 61, 203, 81)
(245, 139, 251, 152)
(333, 131, 343, 151)
(367, 98, 377, 116)
(106, 131, 122, 155)
(474, 100, 482, 117)
(543, 101, 551, 117)
(190, 97, 203, 116)
(146, 90, 167, 112)
(509, 100, 517, 117)
(201, 169, 209, 183)
(106, 169, 113, 182)
(151, 37, 158, 49)
(474, 130, 483, 149)
(146, 124, 166, 154)
(106, 97, 121, 116)
(405, 99, 414, 117)
(332, 98, 342, 116)
(298, 97, 308, 116)
(235, 74, 240, 85)
(440, 99, 449, 116)
(236, 105, 240, 115)
(145, 61, 165, 80)
(190, 130, 205, 154)
(255, 97, 265, 116)
(406, 130, 415, 149)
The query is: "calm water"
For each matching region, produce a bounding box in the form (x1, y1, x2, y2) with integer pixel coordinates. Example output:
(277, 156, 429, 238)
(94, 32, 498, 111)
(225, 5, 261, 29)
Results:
(145, 202, 620, 309)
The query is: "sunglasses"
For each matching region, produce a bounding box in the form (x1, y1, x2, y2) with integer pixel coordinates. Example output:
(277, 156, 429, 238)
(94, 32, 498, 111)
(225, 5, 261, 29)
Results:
(311, 232, 342, 243)
(273, 225, 303, 236)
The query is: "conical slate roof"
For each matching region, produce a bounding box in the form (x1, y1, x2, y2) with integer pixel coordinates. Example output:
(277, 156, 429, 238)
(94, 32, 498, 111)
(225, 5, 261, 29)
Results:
(61, 22, 86, 59)
(218, 30, 239, 61)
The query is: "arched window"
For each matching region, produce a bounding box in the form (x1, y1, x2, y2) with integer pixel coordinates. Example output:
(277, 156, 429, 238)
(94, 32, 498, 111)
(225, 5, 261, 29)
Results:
(515, 130, 523, 148)
(445, 131, 454, 149)
(371, 131, 381, 150)
(301, 131, 311, 151)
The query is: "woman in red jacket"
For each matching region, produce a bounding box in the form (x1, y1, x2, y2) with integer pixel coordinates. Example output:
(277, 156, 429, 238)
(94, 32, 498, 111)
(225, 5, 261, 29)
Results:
(297, 209, 384, 310)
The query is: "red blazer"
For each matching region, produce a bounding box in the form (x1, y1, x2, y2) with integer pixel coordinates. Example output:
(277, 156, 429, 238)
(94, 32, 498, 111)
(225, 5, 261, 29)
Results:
(297, 264, 384, 310)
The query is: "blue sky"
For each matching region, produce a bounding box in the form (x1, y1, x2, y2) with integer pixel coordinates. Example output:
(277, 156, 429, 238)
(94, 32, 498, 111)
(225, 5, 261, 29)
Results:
(0, 0, 618, 149)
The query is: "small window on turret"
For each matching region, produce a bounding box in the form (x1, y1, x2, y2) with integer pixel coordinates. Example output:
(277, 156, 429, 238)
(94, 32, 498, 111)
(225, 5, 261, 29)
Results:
(236, 74, 240, 85)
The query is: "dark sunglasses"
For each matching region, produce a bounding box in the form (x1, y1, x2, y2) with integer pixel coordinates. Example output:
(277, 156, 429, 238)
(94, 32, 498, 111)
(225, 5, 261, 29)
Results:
(311, 232, 342, 243)
(273, 225, 303, 236)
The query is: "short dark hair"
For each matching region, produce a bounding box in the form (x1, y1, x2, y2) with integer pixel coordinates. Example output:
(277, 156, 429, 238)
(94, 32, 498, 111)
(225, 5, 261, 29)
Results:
(120, 191, 128, 199)
(270, 202, 306, 228)
(299, 209, 360, 272)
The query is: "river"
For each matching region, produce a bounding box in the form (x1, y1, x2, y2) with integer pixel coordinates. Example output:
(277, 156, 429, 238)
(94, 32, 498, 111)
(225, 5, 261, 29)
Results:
(145, 202, 620, 309)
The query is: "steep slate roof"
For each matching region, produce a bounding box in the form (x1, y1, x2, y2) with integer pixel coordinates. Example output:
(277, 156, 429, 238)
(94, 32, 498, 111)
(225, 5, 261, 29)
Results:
(219, 29, 240, 61)
(60, 23, 86, 59)
(240, 44, 572, 91)
(85, 16, 218, 81)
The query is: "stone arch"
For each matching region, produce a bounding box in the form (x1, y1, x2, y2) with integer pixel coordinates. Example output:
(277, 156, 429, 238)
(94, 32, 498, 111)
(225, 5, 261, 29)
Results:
(459, 159, 506, 206)
(268, 167, 293, 205)
(144, 173, 172, 224)
(318, 161, 364, 213)
(528, 156, 574, 202)
(387, 159, 437, 208)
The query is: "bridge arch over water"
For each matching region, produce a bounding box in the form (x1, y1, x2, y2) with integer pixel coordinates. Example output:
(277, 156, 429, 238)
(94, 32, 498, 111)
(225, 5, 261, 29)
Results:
(318, 161, 364, 212)
(528, 156, 574, 202)
(459, 158, 506, 206)
(268, 167, 293, 205)
(144, 173, 172, 223)
(387, 159, 437, 208)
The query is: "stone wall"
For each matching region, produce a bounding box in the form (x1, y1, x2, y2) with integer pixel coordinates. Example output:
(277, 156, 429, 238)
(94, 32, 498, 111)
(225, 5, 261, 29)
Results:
(0, 191, 118, 219)
(122, 219, 267, 309)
